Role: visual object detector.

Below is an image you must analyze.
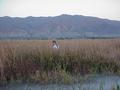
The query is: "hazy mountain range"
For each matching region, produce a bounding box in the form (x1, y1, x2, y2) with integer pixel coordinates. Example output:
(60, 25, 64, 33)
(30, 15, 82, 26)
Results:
(0, 14, 120, 39)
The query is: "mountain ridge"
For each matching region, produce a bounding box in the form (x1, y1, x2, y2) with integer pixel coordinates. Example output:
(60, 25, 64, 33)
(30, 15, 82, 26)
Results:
(1, 14, 120, 22)
(0, 14, 120, 39)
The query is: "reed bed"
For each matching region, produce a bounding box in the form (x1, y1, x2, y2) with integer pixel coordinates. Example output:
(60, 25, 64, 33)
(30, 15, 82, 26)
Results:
(0, 39, 120, 84)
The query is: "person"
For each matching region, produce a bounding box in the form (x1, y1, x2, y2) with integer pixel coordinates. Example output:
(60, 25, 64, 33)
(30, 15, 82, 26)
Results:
(52, 40, 59, 49)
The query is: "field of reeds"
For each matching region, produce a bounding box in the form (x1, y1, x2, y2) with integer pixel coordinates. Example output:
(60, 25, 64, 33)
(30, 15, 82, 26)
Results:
(0, 39, 120, 85)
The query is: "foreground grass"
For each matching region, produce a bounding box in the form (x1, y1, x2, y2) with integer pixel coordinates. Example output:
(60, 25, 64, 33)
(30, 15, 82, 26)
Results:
(0, 39, 120, 84)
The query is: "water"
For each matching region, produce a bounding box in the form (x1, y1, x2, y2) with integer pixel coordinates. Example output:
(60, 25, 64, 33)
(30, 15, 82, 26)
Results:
(0, 75, 120, 90)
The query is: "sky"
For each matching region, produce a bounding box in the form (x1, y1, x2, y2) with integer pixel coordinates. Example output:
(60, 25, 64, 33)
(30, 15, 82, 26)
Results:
(0, 0, 120, 20)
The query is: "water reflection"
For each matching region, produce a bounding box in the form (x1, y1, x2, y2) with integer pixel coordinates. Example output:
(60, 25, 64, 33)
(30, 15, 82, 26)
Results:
(0, 75, 120, 90)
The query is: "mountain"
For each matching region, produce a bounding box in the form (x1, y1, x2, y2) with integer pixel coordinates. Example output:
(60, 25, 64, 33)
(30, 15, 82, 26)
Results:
(0, 14, 120, 39)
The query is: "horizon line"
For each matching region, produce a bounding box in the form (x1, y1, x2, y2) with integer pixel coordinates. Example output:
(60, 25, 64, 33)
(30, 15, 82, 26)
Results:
(0, 14, 120, 22)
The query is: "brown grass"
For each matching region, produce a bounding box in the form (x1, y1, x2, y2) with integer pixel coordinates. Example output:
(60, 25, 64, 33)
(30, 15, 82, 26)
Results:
(0, 39, 120, 84)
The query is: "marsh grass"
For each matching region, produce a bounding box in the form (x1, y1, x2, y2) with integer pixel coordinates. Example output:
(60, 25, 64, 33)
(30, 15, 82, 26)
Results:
(0, 39, 120, 84)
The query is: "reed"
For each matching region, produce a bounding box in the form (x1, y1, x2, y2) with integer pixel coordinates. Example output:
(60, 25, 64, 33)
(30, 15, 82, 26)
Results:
(0, 39, 120, 84)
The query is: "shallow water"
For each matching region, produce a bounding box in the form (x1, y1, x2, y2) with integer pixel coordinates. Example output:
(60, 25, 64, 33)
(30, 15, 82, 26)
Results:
(0, 75, 120, 90)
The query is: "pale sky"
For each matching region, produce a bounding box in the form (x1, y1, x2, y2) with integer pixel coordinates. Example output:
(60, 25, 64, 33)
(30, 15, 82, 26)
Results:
(0, 0, 120, 20)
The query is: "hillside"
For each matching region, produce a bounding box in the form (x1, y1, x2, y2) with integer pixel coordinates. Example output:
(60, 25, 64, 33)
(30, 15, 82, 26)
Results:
(0, 14, 120, 39)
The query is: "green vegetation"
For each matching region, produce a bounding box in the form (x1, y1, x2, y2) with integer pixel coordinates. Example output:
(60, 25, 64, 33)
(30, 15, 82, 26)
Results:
(0, 39, 120, 84)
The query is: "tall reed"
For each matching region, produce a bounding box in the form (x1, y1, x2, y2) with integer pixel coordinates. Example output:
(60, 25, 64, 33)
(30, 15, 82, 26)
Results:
(0, 39, 120, 84)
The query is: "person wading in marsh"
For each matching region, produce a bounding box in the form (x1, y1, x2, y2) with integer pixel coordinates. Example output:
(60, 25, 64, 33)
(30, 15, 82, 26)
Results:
(52, 40, 59, 49)
(52, 40, 59, 60)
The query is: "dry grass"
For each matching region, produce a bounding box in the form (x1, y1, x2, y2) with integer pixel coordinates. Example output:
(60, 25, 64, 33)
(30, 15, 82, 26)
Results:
(0, 39, 120, 84)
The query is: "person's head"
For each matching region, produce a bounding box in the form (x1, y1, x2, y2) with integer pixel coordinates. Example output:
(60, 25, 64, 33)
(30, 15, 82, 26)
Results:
(52, 40, 57, 45)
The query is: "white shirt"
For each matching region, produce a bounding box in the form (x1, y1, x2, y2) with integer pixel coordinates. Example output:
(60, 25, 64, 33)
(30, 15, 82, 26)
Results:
(53, 44, 59, 49)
